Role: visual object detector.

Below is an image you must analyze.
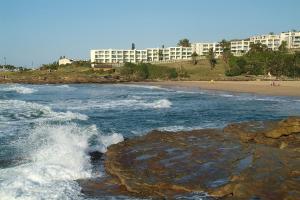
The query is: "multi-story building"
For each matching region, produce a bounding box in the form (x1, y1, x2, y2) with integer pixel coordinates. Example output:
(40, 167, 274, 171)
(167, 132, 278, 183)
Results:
(280, 31, 300, 49)
(230, 31, 300, 56)
(191, 42, 222, 57)
(230, 39, 251, 56)
(91, 47, 192, 64)
(249, 34, 281, 51)
(91, 30, 300, 64)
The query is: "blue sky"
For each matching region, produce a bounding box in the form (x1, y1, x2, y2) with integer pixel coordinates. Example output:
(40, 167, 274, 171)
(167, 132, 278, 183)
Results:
(1, 0, 299, 67)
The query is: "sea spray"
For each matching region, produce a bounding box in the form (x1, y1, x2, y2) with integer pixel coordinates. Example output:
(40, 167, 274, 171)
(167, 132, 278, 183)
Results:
(0, 123, 96, 200)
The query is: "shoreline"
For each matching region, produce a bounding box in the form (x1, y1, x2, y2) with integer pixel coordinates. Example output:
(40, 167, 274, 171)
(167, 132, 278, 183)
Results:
(2, 80, 300, 97)
(137, 81, 300, 97)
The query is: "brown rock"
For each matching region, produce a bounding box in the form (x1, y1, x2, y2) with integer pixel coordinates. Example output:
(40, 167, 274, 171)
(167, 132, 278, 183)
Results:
(79, 117, 300, 199)
(264, 117, 300, 138)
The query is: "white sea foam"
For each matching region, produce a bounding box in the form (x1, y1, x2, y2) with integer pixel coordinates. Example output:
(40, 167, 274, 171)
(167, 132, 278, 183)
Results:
(60, 98, 172, 110)
(90, 132, 124, 153)
(55, 84, 76, 90)
(119, 84, 171, 91)
(0, 123, 96, 200)
(149, 99, 172, 108)
(0, 100, 88, 122)
(1, 84, 37, 94)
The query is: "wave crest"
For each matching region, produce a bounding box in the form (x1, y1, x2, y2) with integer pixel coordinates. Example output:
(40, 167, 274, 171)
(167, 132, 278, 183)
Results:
(0, 100, 88, 122)
(0, 123, 96, 199)
(1, 84, 37, 94)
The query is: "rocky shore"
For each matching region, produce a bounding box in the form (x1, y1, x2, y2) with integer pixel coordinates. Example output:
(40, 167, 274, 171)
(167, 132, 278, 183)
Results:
(80, 117, 300, 199)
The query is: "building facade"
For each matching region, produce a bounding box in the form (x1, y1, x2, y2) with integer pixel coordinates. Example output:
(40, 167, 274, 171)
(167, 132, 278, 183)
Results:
(91, 30, 300, 64)
(91, 47, 193, 64)
(230, 31, 300, 56)
(280, 31, 300, 49)
(191, 43, 222, 57)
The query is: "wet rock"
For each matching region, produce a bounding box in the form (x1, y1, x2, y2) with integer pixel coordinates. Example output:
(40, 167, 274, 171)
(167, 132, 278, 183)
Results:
(89, 151, 104, 163)
(264, 117, 300, 138)
(80, 117, 300, 199)
(224, 117, 300, 150)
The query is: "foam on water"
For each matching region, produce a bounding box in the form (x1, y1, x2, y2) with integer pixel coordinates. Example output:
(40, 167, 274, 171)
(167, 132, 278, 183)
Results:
(149, 99, 172, 108)
(90, 132, 124, 153)
(0, 84, 37, 94)
(58, 98, 172, 111)
(0, 123, 96, 200)
(119, 84, 171, 91)
(0, 99, 88, 122)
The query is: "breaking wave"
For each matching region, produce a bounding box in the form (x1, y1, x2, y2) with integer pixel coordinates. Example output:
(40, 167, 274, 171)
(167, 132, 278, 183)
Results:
(0, 84, 37, 94)
(90, 132, 124, 153)
(60, 99, 172, 111)
(0, 123, 127, 200)
(0, 99, 88, 122)
(119, 84, 171, 91)
(0, 123, 95, 200)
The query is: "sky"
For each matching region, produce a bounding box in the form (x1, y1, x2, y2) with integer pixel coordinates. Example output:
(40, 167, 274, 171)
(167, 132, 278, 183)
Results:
(0, 0, 300, 67)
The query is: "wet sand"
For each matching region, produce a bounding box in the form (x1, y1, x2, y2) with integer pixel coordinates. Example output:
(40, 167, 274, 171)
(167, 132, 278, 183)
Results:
(141, 81, 300, 97)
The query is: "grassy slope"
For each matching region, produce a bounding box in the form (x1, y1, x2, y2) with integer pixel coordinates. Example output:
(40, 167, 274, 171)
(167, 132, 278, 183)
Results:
(156, 59, 260, 81)
(0, 65, 114, 83)
(156, 59, 228, 80)
(0, 59, 259, 83)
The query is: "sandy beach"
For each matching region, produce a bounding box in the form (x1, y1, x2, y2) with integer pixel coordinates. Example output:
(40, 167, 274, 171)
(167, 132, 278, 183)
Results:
(141, 81, 300, 97)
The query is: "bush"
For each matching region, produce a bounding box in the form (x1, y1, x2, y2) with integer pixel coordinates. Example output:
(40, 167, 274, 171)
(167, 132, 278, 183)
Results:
(119, 63, 178, 80)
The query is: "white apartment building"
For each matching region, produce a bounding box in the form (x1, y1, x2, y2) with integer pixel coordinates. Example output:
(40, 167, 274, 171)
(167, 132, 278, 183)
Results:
(90, 31, 300, 64)
(230, 31, 300, 56)
(280, 31, 300, 49)
(191, 42, 222, 57)
(230, 39, 251, 56)
(91, 47, 192, 64)
(249, 34, 281, 50)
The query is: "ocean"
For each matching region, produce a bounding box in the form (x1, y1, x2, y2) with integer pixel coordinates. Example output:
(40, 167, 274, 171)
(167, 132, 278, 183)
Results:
(0, 83, 300, 200)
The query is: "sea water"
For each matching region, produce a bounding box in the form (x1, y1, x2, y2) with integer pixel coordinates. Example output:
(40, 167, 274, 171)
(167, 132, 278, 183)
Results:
(1, 83, 300, 200)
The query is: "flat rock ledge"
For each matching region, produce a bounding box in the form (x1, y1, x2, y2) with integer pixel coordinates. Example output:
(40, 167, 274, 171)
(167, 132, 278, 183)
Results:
(80, 117, 300, 199)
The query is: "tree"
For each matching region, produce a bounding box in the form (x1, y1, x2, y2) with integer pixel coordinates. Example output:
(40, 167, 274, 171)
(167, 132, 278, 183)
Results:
(177, 38, 191, 47)
(159, 50, 163, 61)
(219, 39, 231, 64)
(207, 48, 217, 70)
(191, 52, 198, 65)
(248, 43, 268, 53)
(278, 41, 288, 52)
(131, 43, 135, 50)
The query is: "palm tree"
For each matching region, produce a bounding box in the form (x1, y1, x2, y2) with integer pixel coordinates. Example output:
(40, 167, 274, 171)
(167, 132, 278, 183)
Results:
(278, 41, 288, 52)
(219, 39, 231, 64)
(207, 48, 217, 70)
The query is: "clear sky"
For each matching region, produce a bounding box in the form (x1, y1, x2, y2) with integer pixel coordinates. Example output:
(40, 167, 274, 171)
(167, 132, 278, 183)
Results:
(1, 0, 299, 67)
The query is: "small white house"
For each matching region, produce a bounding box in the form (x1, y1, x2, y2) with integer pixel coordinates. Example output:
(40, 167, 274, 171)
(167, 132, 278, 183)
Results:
(58, 57, 74, 65)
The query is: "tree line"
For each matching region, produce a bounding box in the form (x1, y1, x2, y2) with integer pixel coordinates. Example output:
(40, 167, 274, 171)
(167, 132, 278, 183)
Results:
(226, 42, 300, 78)
(177, 37, 300, 78)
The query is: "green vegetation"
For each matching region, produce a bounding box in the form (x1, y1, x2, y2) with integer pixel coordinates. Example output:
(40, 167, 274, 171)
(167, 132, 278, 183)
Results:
(0, 61, 116, 83)
(191, 52, 198, 65)
(177, 38, 191, 47)
(0, 64, 30, 72)
(226, 43, 300, 78)
(219, 39, 232, 65)
(207, 48, 217, 70)
(156, 59, 228, 80)
(119, 63, 179, 81)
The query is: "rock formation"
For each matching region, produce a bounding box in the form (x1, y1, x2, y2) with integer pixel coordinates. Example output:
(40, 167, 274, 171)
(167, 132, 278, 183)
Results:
(80, 117, 300, 199)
